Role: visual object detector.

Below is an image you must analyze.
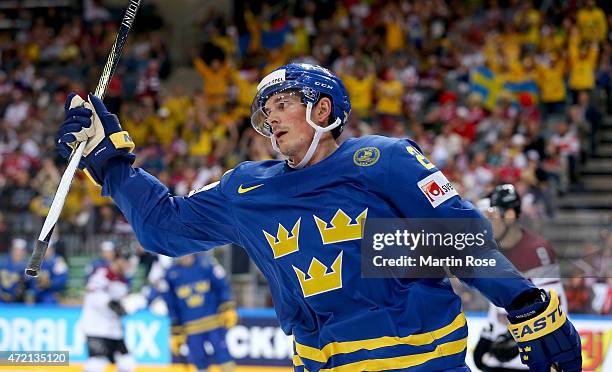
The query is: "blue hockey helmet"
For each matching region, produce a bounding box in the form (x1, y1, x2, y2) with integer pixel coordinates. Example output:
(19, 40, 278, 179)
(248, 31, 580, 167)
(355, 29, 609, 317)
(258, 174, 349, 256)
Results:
(250, 63, 351, 140)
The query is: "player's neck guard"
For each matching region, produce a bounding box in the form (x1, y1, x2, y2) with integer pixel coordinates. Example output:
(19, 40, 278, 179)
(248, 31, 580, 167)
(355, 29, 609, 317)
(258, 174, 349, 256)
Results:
(275, 102, 342, 169)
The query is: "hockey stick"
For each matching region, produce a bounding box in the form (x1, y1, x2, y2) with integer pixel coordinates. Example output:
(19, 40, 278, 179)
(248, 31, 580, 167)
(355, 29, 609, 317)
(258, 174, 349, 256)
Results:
(25, 0, 142, 277)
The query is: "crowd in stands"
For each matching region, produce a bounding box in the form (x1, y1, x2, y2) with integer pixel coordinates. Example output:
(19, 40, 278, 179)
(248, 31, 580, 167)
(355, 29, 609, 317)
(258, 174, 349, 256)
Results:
(1, 0, 611, 312)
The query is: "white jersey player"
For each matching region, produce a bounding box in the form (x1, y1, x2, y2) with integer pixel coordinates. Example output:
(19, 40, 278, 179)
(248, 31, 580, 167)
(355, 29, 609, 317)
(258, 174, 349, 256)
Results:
(80, 249, 135, 372)
(474, 184, 568, 371)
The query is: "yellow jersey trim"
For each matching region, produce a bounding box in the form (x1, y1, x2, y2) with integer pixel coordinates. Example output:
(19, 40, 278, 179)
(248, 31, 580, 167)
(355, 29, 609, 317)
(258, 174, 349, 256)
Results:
(295, 312, 466, 364)
(319, 337, 467, 372)
(183, 313, 224, 335)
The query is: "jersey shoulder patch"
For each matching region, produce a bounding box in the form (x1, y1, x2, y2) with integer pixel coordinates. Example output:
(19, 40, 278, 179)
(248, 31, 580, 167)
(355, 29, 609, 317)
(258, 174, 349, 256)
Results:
(417, 171, 458, 208)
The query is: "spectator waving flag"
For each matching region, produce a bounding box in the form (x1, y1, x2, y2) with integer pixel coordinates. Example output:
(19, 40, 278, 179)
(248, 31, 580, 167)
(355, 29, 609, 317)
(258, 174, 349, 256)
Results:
(470, 66, 505, 109)
(504, 79, 539, 106)
(470, 66, 539, 109)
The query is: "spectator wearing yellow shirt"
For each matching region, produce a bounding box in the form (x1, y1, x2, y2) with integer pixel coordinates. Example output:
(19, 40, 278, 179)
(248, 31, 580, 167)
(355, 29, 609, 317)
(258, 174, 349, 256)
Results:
(289, 18, 310, 56)
(568, 29, 599, 102)
(375, 68, 404, 133)
(512, 1, 541, 49)
(151, 107, 180, 147)
(496, 24, 522, 71)
(163, 87, 192, 126)
(262, 43, 291, 76)
(383, 4, 405, 53)
(536, 52, 567, 119)
(229, 65, 259, 120)
(244, 9, 262, 53)
(132, 95, 176, 147)
(185, 106, 226, 158)
(188, 116, 213, 158)
(539, 23, 568, 53)
(506, 55, 538, 84)
(120, 103, 150, 147)
(577, 0, 607, 43)
(193, 56, 231, 108)
(340, 63, 376, 119)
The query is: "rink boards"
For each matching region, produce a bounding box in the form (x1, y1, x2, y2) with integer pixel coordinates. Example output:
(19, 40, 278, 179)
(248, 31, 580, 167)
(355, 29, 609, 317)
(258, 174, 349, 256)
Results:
(0, 305, 610, 371)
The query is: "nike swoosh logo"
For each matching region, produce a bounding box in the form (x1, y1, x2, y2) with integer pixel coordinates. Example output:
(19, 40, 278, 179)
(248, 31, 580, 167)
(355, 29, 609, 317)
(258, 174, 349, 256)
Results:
(238, 184, 264, 194)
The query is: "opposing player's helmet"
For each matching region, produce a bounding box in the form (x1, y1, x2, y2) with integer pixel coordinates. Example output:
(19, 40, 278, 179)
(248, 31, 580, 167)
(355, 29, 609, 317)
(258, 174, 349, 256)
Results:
(490, 184, 521, 216)
(251, 63, 351, 141)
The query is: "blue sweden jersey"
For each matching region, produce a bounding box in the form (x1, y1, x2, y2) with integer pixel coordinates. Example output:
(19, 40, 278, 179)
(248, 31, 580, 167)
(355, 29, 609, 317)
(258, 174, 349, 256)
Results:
(0, 256, 26, 302)
(30, 254, 68, 304)
(102, 135, 534, 371)
(162, 254, 233, 333)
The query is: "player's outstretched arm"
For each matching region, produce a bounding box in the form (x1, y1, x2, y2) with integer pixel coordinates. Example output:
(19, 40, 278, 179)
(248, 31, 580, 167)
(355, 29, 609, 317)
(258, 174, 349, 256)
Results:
(382, 137, 535, 306)
(57, 93, 240, 257)
(383, 138, 581, 371)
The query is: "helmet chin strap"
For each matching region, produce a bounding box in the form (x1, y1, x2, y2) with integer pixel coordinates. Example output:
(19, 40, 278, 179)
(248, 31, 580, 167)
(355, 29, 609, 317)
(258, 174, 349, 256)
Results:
(270, 102, 342, 169)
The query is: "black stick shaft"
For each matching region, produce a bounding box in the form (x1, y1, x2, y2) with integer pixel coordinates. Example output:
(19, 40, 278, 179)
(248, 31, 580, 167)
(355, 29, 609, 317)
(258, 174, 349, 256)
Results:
(25, 0, 141, 278)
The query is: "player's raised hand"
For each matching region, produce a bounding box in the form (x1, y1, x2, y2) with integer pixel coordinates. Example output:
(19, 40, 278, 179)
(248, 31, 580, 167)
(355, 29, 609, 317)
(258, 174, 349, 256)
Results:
(56, 93, 92, 165)
(507, 289, 582, 371)
(57, 93, 99, 156)
(56, 92, 136, 185)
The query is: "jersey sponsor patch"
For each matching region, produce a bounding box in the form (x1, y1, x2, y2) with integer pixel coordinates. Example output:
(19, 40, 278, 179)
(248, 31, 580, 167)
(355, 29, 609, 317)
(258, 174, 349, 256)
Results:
(417, 171, 458, 208)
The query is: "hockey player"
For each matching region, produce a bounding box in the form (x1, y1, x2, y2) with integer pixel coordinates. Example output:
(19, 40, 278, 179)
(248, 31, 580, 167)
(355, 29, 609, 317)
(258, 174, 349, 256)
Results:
(0, 238, 27, 302)
(79, 249, 135, 372)
(161, 254, 236, 372)
(29, 243, 68, 304)
(57, 63, 581, 371)
(474, 184, 568, 371)
(85, 240, 117, 278)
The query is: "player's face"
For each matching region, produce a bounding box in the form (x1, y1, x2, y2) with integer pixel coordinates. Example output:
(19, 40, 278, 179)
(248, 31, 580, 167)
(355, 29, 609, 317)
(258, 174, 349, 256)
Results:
(102, 249, 115, 261)
(491, 207, 517, 240)
(11, 247, 25, 262)
(264, 92, 314, 158)
(178, 254, 196, 266)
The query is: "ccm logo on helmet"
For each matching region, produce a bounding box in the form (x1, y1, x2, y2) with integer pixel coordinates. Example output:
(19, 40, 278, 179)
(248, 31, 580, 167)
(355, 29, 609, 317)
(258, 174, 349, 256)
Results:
(314, 81, 333, 89)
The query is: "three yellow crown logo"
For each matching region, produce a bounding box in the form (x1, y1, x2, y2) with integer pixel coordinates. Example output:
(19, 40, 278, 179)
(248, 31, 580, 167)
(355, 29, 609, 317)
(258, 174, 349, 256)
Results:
(187, 294, 204, 308)
(177, 285, 192, 299)
(314, 208, 368, 244)
(293, 251, 343, 297)
(263, 218, 301, 258)
(195, 280, 210, 293)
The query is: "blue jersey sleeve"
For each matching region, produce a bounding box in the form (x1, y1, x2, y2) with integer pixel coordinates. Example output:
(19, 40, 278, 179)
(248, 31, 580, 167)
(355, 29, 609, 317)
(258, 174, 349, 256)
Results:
(48, 258, 68, 293)
(384, 138, 535, 309)
(101, 159, 241, 257)
(208, 260, 233, 309)
(161, 274, 181, 326)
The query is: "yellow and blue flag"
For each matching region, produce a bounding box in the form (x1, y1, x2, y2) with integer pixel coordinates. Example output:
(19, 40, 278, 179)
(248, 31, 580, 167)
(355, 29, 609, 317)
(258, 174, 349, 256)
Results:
(470, 66, 539, 109)
(470, 66, 505, 109)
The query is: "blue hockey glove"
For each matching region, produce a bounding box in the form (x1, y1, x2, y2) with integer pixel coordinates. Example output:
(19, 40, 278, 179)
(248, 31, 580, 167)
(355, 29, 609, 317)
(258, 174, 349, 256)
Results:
(507, 289, 582, 372)
(56, 93, 135, 185)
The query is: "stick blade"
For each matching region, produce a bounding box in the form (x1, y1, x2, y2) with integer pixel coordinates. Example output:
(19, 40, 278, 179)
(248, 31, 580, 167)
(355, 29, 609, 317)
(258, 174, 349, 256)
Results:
(25, 239, 49, 277)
